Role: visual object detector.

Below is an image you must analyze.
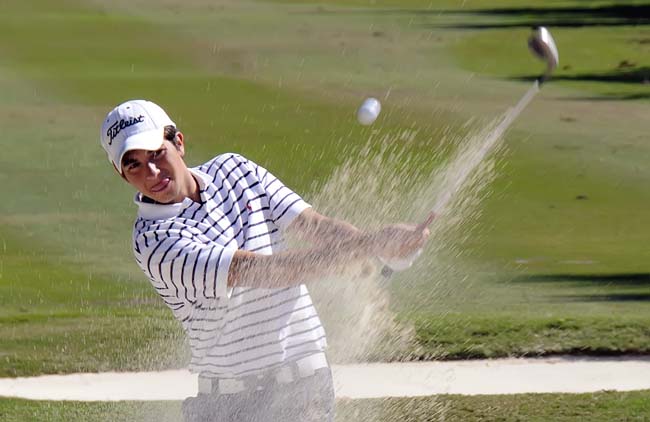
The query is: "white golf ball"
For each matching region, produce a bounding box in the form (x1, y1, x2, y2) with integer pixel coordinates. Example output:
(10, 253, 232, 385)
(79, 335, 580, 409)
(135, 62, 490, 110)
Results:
(357, 97, 381, 126)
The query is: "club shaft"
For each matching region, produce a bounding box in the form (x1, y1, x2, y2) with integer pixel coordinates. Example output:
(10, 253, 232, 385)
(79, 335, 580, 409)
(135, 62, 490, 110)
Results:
(381, 80, 541, 279)
(427, 80, 540, 218)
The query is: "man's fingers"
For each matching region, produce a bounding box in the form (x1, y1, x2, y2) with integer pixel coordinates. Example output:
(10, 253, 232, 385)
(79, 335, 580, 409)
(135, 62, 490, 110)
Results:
(375, 219, 433, 260)
(416, 212, 436, 232)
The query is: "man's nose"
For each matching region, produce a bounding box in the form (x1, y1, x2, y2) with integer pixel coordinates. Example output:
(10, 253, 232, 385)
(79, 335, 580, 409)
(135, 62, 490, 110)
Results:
(146, 161, 160, 178)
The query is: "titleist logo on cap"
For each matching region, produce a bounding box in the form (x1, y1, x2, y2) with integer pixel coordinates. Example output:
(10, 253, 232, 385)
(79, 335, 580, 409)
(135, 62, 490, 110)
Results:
(106, 115, 145, 145)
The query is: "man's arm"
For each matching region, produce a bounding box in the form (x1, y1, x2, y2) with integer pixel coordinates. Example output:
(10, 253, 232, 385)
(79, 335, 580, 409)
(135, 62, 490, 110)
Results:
(286, 208, 361, 246)
(227, 214, 429, 289)
(228, 233, 371, 289)
(134, 207, 428, 299)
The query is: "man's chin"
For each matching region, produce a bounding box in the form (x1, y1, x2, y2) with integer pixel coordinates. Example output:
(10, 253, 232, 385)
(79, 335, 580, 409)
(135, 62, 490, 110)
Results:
(143, 191, 178, 205)
(156, 196, 178, 205)
(147, 180, 178, 204)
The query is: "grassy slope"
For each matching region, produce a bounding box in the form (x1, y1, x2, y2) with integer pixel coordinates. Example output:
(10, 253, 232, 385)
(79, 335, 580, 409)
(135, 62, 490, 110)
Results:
(0, 0, 392, 375)
(384, 1, 650, 359)
(0, 0, 649, 376)
(2, 390, 650, 421)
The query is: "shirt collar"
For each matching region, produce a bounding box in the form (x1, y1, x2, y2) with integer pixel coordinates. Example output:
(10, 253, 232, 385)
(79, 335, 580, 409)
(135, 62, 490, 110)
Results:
(134, 168, 211, 220)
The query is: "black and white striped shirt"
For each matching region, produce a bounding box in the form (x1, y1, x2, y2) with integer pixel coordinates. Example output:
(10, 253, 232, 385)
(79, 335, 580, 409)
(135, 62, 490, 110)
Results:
(132, 153, 327, 378)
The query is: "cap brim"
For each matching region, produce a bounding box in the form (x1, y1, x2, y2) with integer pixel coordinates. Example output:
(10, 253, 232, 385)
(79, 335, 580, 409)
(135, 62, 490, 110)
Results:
(115, 128, 166, 174)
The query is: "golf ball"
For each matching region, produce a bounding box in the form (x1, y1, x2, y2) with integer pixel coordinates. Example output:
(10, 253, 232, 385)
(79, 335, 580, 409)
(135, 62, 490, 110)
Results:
(357, 97, 381, 125)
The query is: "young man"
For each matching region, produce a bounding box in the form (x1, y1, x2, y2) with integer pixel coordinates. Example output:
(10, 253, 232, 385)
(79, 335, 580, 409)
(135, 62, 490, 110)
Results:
(100, 99, 429, 421)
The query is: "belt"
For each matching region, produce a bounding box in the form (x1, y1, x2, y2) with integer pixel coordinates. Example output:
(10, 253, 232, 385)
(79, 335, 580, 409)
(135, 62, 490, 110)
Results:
(198, 352, 329, 395)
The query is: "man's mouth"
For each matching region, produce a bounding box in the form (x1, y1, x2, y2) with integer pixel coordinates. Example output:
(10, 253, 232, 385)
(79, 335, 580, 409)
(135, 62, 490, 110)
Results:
(150, 177, 171, 193)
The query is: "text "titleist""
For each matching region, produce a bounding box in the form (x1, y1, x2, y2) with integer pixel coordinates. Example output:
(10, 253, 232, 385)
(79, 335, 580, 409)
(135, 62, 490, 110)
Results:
(107, 115, 145, 145)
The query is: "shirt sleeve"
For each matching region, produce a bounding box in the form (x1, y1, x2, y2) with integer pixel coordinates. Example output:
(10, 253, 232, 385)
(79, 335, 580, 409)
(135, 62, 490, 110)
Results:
(244, 158, 311, 230)
(133, 221, 236, 307)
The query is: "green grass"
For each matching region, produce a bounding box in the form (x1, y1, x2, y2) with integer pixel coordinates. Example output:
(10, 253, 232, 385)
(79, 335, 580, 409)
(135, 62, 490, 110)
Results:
(0, 229, 186, 377)
(0, 309, 185, 377)
(2, 391, 650, 421)
(410, 315, 650, 360)
(0, 0, 649, 378)
(453, 26, 650, 99)
(338, 391, 650, 421)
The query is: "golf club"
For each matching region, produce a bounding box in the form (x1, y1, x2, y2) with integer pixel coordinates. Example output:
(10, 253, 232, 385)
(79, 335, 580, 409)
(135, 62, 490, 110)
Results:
(381, 26, 559, 278)
(528, 26, 560, 85)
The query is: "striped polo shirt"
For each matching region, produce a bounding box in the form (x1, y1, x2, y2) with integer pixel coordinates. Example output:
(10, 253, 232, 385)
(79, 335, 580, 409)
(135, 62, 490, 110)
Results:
(132, 153, 327, 378)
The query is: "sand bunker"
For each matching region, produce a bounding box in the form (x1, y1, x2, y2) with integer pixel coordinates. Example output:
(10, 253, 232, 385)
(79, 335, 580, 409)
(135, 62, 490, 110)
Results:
(1, 356, 649, 401)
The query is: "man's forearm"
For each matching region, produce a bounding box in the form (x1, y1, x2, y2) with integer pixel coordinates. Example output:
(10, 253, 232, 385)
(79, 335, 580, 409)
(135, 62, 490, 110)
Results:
(228, 233, 376, 289)
(288, 208, 361, 247)
(227, 209, 430, 289)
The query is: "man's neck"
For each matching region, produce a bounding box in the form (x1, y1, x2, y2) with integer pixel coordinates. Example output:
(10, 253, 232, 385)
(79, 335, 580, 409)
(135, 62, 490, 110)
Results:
(186, 173, 201, 203)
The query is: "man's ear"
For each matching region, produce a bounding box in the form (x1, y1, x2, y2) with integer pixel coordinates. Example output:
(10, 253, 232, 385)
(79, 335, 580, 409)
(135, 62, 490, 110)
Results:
(174, 132, 186, 157)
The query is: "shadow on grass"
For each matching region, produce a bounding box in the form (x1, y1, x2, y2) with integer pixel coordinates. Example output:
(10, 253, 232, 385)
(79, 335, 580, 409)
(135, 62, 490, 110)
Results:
(428, 4, 650, 29)
(312, 3, 650, 28)
(434, 21, 648, 30)
(556, 293, 650, 302)
(515, 67, 650, 85)
(511, 273, 650, 286)
(513, 273, 650, 303)
(567, 93, 650, 101)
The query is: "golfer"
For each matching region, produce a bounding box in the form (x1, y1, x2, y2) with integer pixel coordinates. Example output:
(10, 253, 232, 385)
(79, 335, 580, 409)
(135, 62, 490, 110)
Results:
(100, 99, 429, 421)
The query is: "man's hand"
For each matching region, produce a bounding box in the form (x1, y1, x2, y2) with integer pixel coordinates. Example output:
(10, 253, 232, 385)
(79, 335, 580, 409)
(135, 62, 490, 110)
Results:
(378, 212, 436, 274)
(379, 248, 423, 272)
(371, 223, 430, 262)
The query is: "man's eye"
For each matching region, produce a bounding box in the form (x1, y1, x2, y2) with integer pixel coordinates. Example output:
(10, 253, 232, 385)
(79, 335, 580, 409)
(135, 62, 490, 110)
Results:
(128, 162, 140, 171)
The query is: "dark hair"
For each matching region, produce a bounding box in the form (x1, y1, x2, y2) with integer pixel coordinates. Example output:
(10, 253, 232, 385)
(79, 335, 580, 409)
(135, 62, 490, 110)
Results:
(164, 125, 179, 145)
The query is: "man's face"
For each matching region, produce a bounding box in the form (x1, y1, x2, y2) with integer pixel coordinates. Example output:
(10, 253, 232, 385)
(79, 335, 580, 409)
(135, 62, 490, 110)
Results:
(121, 139, 188, 204)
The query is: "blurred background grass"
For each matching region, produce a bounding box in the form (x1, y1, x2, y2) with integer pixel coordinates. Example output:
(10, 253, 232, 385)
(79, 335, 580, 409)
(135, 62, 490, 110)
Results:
(0, 0, 649, 378)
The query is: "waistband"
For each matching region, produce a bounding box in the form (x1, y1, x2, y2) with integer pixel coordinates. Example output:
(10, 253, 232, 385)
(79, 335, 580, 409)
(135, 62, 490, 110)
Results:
(198, 352, 329, 395)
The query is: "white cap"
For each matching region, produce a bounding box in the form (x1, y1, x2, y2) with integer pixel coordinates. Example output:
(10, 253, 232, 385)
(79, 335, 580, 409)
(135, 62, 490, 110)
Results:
(100, 99, 176, 173)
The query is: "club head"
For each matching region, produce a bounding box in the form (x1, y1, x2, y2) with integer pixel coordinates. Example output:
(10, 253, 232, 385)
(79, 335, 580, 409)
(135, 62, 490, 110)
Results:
(528, 26, 559, 83)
